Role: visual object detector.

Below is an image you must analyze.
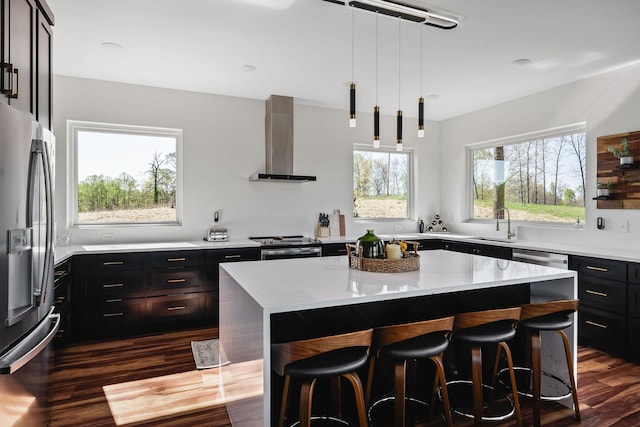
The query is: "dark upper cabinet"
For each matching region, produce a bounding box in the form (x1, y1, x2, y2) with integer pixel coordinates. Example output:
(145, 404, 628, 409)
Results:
(0, 0, 53, 126)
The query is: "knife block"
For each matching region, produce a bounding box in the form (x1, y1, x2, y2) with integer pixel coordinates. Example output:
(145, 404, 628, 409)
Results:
(315, 222, 330, 237)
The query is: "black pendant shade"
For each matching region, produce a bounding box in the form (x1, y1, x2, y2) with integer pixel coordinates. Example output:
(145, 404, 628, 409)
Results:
(349, 83, 356, 127)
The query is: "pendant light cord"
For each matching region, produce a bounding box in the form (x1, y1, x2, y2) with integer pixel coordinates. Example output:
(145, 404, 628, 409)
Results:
(351, 7, 355, 83)
(375, 12, 378, 106)
(420, 24, 423, 96)
(398, 17, 401, 108)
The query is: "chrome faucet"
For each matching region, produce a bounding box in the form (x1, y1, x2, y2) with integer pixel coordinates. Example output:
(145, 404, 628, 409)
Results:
(495, 207, 516, 240)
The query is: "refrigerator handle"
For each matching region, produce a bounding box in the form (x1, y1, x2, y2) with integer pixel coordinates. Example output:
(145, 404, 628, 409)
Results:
(0, 308, 60, 374)
(27, 138, 53, 307)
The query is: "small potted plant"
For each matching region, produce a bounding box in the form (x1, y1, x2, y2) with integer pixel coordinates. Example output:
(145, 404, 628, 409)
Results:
(608, 138, 633, 165)
(597, 181, 613, 198)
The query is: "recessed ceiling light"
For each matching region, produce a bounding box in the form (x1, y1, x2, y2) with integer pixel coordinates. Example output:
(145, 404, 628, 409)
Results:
(239, 64, 256, 72)
(101, 42, 124, 51)
(512, 58, 531, 67)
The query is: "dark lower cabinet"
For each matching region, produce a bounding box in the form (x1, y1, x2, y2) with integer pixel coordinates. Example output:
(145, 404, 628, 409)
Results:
(442, 240, 512, 259)
(88, 298, 146, 337)
(147, 293, 203, 324)
(570, 255, 629, 358)
(53, 259, 72, 345)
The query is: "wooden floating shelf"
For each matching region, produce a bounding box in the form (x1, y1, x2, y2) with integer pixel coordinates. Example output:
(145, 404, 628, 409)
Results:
(597, 130, 640, 209)
(593, 196, 613, 200)
(616, 163, 638, 170)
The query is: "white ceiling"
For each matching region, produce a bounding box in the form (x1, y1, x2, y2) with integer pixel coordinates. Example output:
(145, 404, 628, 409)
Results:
(49, 0, 640, 121)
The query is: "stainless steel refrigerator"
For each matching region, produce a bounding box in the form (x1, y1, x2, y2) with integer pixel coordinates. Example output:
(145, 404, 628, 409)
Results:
(0, 102, 59, 425)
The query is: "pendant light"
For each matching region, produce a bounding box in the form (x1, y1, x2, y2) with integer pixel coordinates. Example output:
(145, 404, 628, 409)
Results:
(418, 24, 425, 138)
(349, 7, 357, 128)
(396, 17, 403, 152)
(373, 12, 380, 148)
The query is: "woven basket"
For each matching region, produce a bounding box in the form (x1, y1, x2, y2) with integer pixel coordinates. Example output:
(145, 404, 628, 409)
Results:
(347, 241, 420, 273)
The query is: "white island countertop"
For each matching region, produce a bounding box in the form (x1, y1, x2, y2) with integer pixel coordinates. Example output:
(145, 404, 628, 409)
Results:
(220, 249, 576, 314)
(219, 250, 577, 427)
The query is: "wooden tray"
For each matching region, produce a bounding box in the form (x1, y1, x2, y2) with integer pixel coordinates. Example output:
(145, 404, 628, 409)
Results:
(347, 241, 420, 273)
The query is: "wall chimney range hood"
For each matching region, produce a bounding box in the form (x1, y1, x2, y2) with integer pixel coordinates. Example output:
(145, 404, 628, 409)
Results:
(250, 95, 317, 183)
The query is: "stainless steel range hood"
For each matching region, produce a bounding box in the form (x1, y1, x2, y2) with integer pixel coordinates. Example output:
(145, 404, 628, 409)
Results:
(249, 95, 317, 183)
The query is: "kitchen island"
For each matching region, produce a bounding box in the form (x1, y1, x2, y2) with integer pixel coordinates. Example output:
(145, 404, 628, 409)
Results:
(219, 249, 577, 427)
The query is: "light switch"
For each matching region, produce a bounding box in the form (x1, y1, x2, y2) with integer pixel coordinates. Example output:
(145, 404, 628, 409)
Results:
(616, 219, 629, 233)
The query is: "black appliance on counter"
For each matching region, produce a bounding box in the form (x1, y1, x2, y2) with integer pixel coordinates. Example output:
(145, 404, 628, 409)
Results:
(249, 235, 322, 260)
(0, 103, 59, 424)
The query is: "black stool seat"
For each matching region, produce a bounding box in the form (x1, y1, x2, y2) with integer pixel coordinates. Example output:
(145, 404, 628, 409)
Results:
(454, 319, 517, 344)
(519, 312, 572, 331)
(380, 332, 449, 360)
(285, 346, 370, 378)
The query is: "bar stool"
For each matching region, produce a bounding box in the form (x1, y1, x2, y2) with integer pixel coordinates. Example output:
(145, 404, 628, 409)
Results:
(271, 329, 373, 427)
(365, 317, 455, 427)
(448, 307, 523, 427)
(498, 299, 580, 427)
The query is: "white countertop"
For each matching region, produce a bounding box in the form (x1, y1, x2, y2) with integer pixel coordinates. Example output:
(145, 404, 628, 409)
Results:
(220, 249, 576, 314)
(53, 232, 639, 265)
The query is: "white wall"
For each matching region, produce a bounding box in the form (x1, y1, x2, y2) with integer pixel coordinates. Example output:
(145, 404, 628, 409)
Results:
(440, 61, 640, 250)
(53, 76, 441, 244)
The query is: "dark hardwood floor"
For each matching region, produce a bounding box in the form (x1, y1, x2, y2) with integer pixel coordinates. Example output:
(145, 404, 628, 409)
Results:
(49, 327, 640, 426)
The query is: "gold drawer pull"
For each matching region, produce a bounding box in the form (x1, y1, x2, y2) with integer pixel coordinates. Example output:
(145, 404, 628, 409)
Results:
(586, 265, 608, 272)
(167, 257, 186, 262)
(586, 289, 608, 297)
(167, 278, 187, 283)
(586, 320, 608, 329)
(104, 312, 124, 317)
(167, 306, 186, 311)
(105, 298, 123, 303)
(103, 283, 124, 288)
(224, 254, 242, 259)
(103, 261, 124, 266)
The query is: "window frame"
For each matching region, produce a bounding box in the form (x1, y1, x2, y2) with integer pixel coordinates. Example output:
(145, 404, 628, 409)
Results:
(352, 143, 415, 222)
(465, 122, 586, 226)
(67, 120, 183, 228)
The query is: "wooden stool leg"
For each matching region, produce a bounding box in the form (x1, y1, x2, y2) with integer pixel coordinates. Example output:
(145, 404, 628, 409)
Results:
(558, 329, 581, 421)
(343, 372, 368, 427)
(471, 345, 483, 426)
(365, 355, 377, 405)
(531, 331, 542, 427)
(394, 360, 407, 427)
(431, 355, 454, 427)
(279, 375, 291, 427)
(299, 378, 317, 427)
(500, 341, 523, 427)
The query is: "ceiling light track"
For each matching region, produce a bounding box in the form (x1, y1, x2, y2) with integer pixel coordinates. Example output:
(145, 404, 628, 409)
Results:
(326, 0, 458, 29)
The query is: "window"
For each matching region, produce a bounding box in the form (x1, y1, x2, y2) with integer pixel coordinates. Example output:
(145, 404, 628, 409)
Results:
(470, 124, 586, 224)
(353, 147, 412, 219)
(68, 121, 181, 226)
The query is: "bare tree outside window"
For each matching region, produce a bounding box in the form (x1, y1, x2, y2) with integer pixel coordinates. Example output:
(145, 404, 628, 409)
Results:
(353, 149, 411, 219)
(71, 122, 181, 225)
(472, 130, 586, 223)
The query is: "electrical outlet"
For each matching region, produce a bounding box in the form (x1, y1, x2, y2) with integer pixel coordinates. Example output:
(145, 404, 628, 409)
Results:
(102, 233, 115, 241)
(394, 224, 401, 232)
(616, 219, 629, 233)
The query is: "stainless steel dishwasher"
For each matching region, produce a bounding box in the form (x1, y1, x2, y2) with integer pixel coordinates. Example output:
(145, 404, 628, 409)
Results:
(512, 248, 568, 269)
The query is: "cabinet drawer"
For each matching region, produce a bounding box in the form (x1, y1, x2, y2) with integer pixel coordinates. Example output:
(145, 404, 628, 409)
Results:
(628, 263, 640, 284)
(77, 253, 145, 272)
(628, 283, 640, 318)
(627, 317, 640, 362)
(147, 250, 204, 268)
(206, 248, 260, 264)
(570, 256, 627, 282)
(148, 268, 202, 294)
(84, 270, 145, 299)
(53, 277, 70, 311)
(578, 306, 626, 356)
(147, 293, 203, 323)
(578, 276, 627, 312)
(204, 290, 219, 322)
(89, 298, 146, 332)
(54, 259, 71, 284)
(322, 243, 351, 257)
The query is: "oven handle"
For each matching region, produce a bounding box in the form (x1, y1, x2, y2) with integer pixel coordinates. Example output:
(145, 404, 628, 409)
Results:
(261, 246, 322, 260)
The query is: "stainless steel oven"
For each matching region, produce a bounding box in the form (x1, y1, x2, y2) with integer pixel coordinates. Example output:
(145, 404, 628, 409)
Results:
(250, 235, 323, 260)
